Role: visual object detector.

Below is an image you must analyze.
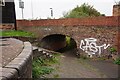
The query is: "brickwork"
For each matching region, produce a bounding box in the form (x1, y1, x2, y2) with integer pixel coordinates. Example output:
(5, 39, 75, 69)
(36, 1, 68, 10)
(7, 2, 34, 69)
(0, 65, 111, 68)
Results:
(118, 17, 120, 54)
(0, 24, 14, 30)
(113, 5, 120, 16)
(16, 16, 119, 56)
(17, 26, 119, 56)
(17, 16, 119, 27)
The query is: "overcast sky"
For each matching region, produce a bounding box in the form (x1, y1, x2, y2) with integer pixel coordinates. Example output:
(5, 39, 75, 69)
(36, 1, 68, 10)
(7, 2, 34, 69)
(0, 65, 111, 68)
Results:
(14, 0, 120, 19)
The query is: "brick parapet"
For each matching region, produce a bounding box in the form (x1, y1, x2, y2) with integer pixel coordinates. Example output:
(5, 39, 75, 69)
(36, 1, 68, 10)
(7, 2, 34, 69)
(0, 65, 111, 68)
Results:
(17, 16, 120, 27)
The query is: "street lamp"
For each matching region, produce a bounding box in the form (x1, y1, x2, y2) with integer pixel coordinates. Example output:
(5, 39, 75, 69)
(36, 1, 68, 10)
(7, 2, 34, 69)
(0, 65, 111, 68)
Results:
(19, 0, 24, 19)
(31, 0, 33, 19)
(50, 8, 53, 19)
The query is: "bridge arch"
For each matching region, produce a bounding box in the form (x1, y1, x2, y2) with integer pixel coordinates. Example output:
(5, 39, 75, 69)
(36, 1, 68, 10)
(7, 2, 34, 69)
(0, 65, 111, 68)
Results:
(38, 34, 77, 52)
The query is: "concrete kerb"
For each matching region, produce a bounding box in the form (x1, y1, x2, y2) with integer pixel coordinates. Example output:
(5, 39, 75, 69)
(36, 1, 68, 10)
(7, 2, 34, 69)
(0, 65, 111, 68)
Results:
(1, 42, 33, 79)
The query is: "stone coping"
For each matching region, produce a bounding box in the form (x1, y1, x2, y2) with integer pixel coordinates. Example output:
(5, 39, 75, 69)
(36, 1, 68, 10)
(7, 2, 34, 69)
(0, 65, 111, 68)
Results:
(0, 42, 32, 79)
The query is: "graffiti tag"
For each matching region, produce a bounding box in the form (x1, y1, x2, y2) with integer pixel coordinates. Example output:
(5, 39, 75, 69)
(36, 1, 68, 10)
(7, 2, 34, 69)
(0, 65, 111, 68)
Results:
(80, 38, 110, 57)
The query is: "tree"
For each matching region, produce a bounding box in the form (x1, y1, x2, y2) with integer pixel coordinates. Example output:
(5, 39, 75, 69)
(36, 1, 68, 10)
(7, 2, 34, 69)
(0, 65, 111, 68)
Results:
(63, 3, 105, 18)
(115, 1, 120, 5)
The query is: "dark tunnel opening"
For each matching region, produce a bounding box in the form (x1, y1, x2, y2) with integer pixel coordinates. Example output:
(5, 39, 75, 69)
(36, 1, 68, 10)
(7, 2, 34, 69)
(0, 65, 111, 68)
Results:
(57, 37, 77, 53)
(39, 34, 77, 53)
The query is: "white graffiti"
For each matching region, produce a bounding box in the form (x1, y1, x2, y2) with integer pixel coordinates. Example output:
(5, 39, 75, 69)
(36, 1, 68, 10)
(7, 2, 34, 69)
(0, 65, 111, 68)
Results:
(80, 38, 110, 57)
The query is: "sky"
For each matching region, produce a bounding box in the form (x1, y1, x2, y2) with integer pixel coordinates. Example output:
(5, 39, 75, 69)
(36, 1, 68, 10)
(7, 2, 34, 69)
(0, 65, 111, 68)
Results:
(14, 0, 120, 19)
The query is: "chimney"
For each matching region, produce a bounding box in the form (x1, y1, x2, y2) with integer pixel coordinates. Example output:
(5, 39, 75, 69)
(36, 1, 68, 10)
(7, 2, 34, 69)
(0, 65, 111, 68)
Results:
(113, 3, 120, 16)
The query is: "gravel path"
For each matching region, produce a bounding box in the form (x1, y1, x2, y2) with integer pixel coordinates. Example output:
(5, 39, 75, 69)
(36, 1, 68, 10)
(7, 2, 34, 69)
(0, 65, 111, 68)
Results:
(86, 60, 119, 78)
(45, 51, 109, 78)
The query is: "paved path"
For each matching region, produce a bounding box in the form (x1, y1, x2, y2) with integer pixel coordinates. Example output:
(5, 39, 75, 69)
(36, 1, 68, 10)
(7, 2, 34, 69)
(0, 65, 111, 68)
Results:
(0, 38, 23, 67)
(45, 51, 117, 78)
(86, 60, 119, 78)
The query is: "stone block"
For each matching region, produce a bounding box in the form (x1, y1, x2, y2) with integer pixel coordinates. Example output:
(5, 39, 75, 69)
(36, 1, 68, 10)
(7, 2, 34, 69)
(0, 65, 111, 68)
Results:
(1, 71, 14, 79)
(1, 68, 18, 78)
(0, 76, 7, 80)
(5, 57, 31, 77)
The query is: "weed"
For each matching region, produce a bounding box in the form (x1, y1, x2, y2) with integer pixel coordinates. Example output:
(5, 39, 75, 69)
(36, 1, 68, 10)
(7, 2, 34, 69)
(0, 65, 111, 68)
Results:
(53, 74, 59, 78)
(32, 54, 60, 79)
(114, 58, 120, 65)
(109, 47, 117, 54)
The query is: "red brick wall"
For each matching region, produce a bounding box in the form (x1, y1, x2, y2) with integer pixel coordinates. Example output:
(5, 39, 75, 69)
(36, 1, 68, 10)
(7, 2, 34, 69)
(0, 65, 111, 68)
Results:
(118, 29, 120, 54)
(16, 16, 119, 55)
(17, 16, 119, 27)
(0, 24, 15, 30)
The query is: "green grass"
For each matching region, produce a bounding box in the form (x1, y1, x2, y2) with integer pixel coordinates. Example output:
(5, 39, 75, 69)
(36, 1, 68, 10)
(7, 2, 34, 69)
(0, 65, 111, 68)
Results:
(32, 57, 54, 79)
(32, 55, 60, 79)
(0, 30, 35, 37)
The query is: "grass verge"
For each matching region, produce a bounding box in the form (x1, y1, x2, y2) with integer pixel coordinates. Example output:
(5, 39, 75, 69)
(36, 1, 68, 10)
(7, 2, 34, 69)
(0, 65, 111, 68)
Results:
(0, 30, 35, 37)
(32, 54, 60, 79)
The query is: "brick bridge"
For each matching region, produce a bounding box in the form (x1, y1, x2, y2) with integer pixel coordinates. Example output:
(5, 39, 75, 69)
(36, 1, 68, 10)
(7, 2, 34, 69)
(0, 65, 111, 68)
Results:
(17, 16, 119, 53)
